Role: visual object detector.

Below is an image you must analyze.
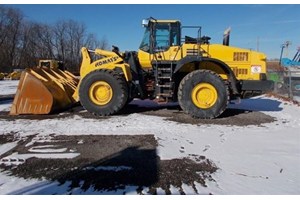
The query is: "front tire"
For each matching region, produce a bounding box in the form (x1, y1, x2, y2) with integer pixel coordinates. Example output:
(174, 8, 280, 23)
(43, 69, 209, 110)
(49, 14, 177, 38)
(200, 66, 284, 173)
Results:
(79, 69, 128, 116)
(178, 70, 229, 119)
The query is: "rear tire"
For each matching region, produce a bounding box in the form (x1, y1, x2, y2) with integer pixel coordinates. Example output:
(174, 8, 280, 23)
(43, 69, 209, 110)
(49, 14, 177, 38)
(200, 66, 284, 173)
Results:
(178, 69, 229, 119)
(79, 69, 128, 116)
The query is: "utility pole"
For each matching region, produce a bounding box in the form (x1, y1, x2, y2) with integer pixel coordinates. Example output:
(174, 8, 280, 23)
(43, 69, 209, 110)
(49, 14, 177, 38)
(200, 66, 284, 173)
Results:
(284, 41, 292, 57)
(279, 41, 292, 65)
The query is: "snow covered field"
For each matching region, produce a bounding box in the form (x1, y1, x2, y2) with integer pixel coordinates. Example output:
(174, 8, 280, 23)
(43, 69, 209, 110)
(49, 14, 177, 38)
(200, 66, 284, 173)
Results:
(0, 80, 299, 195)
(0, 80, 18, 95)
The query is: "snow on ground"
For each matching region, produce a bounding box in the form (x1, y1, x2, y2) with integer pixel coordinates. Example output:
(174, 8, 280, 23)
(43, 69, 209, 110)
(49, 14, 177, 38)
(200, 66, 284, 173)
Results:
(294, 96, 300, 102)
(0, 80, 19, 95)
(0, 142, 19, 157)
(0, 100, 14, 112)
(0, 80, 299, 194)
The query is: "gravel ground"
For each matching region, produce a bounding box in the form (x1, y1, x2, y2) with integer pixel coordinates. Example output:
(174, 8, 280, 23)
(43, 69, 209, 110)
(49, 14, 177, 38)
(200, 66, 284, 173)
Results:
(0, 99, 278, 194)
(0, 134, 217, 194)
(0, 102, 275, 126)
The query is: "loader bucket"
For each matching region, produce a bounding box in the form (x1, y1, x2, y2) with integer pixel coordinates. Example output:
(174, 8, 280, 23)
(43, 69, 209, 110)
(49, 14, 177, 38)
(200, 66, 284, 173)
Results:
(10, 67, 79, 115)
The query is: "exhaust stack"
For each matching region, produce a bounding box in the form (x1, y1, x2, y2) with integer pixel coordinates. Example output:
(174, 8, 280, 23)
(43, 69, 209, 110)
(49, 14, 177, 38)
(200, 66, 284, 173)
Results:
(223, 27, 231, 46)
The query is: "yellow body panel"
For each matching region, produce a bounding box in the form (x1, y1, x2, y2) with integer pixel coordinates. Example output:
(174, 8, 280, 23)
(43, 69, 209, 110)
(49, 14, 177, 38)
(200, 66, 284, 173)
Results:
(200, 44, 266, 81)
(138, 43, 266, 81)
(80, 47, 132, 81)
(138, 50, 152, 69)
(138, 46, 181, 69)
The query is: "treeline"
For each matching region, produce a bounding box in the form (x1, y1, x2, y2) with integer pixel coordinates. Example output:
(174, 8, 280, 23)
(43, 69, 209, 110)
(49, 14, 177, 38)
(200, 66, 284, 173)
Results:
(0, 6, 108, 73)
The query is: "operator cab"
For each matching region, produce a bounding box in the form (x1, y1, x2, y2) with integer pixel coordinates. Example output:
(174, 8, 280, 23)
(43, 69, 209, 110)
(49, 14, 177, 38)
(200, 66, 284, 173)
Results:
(137, 18, 204, 68)
(139, 18, 181, 53)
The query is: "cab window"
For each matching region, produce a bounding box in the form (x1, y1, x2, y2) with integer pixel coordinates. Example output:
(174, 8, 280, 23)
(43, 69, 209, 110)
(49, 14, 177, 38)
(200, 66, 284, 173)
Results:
(155, 24, 170, 51)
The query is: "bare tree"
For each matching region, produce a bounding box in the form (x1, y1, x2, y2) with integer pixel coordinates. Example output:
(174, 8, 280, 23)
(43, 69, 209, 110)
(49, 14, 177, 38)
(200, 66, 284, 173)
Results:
(0, 5, 109, 73)
(0, 6, 23, 72)
(52, 20, 87, 71)
(17, 21, 55, 67)
(85, 33, 109, 50)
(52, 20, 109, 72)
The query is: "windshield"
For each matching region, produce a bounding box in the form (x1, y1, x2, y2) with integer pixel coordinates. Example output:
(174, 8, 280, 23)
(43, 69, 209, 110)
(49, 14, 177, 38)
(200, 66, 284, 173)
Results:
(139, 27, 150, 52)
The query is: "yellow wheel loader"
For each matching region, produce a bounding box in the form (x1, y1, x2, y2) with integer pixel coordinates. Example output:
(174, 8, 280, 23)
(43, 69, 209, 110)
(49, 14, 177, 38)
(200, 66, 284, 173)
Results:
(0, 72, 5, 80)
(11, 18, 274, 119)
(7, 70, 22, 80)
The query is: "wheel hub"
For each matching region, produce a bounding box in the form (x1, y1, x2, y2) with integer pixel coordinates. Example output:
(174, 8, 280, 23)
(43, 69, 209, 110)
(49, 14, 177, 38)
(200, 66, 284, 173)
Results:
(89, 81, 113, 105)
(191, 83, 217, 109)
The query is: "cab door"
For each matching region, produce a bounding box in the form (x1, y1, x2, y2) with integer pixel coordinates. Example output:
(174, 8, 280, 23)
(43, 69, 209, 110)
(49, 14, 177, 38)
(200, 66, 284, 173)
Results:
(138, 21, 181, 69)
(152, 23, 181, 62)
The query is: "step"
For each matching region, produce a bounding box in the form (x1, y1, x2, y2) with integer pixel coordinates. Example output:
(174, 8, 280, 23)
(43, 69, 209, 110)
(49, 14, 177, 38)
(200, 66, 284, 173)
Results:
(157, 68, 172, 71)
(158, 76, 172, 79)
(156, 93, 173, 97)
(157, 84, 172, 87)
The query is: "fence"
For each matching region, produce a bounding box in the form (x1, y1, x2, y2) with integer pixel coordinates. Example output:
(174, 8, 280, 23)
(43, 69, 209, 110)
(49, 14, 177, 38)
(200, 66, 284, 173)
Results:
(267, 67, 300, 102)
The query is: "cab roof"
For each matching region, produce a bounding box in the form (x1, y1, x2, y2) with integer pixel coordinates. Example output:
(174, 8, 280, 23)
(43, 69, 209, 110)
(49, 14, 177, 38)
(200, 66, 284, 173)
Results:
(149, 19, 180, 23)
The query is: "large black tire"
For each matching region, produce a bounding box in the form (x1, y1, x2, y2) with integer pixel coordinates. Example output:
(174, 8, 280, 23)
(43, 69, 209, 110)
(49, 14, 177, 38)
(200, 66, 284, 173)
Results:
(79, 69, 128, 116)
(178, 69, 229, 119)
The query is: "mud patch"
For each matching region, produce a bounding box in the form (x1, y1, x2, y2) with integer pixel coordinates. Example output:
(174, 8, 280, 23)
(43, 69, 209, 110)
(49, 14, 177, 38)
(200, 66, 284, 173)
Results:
(0, 132, 28, 145)
(0, 133, 18, 144)
(142, 108, 275, 126)
(0, 94, 14, 101)
(0, 134, 217, 194)
(120, 100, 276, 126)
(0, 99, 275, 126)
(149, 157, 216, 194)
(0, 105, 110, 121)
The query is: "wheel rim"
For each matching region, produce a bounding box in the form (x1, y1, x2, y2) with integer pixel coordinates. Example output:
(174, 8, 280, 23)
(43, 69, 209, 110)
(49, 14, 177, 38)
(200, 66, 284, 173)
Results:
(89, 81, 113, 105)
(191, 83, 218, 109)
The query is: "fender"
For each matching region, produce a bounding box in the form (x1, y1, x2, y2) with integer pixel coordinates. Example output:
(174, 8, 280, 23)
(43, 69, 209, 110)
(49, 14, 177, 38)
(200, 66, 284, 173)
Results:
(73, 47, 133, 101)
(80, 47, 132, 81)
(174, 56, 239, 94)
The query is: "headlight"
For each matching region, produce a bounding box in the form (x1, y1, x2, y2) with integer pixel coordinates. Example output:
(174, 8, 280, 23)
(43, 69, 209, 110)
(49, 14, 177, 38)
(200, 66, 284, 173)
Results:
(251, 65, 262, 73)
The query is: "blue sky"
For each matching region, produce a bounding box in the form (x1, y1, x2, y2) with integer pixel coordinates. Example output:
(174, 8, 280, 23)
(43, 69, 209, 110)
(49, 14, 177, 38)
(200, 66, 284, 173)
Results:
(7, 4, 300, 59)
